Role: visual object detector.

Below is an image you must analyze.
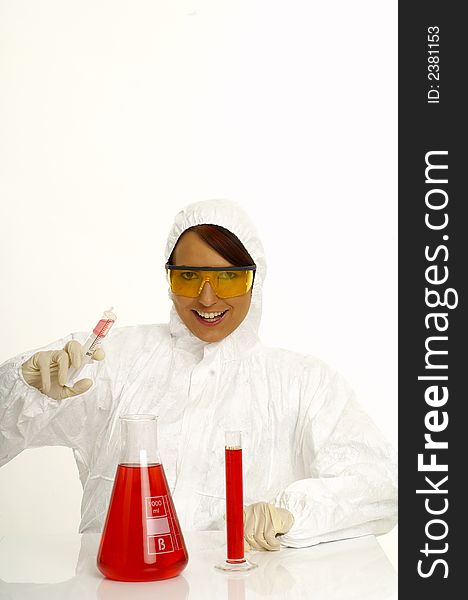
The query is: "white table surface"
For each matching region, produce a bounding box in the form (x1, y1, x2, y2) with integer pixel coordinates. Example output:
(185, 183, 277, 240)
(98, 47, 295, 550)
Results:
(0, 531, 397, 599)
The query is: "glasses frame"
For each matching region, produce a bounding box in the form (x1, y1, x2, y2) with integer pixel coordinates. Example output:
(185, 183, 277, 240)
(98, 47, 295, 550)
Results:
(165, 264, 256, 272)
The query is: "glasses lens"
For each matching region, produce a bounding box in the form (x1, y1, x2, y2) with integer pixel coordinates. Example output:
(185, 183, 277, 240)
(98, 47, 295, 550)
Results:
(169, 270, 203, 297)
(168, 269, 254, 298)
(215, 270, 253, 298)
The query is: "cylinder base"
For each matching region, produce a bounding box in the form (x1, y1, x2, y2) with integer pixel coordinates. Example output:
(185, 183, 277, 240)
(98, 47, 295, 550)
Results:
(214, 558, 258, 572)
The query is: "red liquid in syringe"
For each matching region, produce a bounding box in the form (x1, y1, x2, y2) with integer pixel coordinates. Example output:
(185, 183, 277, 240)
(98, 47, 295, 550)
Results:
(225, 447, 245, 562)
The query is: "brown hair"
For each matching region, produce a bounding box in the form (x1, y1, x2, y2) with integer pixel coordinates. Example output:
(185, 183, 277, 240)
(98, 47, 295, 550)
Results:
(168, 224, 255, 267)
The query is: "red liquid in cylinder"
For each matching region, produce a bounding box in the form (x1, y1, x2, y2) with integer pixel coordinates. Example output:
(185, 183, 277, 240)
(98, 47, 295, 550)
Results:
(225, 448, 245, 562)
(97, 463, 188, 581)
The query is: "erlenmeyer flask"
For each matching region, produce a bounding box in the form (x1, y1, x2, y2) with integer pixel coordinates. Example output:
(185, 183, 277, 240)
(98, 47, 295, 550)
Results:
(97, 415, 188, 581)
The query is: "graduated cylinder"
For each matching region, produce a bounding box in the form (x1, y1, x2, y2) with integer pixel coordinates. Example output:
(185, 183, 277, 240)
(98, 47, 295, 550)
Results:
(216, 430, 257, 572)
(225, 431, 245, 562)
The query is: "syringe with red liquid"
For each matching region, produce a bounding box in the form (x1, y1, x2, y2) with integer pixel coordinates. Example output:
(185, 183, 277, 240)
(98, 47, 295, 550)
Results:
(67, 307, 116, 386)
(215, 431, 257, 572)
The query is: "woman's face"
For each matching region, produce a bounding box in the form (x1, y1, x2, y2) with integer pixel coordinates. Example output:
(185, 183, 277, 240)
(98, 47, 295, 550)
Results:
(171, 231, 252, 343)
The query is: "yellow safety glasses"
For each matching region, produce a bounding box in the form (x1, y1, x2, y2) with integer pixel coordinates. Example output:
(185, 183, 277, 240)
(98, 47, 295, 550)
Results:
(166, 264, 256, 298)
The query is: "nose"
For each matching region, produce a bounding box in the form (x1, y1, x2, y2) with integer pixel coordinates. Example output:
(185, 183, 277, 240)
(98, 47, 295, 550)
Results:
(198, 281, 218, 306)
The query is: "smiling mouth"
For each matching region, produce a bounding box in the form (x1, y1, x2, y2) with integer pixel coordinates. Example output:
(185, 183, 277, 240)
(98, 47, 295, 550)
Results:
(192, 309, 228, 324)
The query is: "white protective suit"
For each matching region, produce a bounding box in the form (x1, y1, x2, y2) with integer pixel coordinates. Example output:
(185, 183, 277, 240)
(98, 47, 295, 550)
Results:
(0, 199, 397, 547)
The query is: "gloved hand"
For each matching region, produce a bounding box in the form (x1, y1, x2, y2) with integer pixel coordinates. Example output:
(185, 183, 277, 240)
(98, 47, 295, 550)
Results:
(21, 340, 105, 400)
(244, 502, 294, 551)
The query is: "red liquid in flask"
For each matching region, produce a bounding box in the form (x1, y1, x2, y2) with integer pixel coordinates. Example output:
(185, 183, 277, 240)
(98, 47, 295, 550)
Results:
(97, 463, 188, 581)
(225, 448, 245, 562)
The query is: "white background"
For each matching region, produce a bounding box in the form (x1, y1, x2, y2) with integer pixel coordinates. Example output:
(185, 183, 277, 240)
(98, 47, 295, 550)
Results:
(0, 0, 397, 554)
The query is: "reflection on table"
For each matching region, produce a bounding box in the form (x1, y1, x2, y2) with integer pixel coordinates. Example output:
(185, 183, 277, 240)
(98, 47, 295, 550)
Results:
(0, 531, 396, 599)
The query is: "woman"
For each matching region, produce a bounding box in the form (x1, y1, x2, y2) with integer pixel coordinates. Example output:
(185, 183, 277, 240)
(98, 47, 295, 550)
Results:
(0, 199, 397, 550)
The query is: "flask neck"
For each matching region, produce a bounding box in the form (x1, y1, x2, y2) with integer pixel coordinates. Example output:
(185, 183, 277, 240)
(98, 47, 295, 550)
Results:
(119, 415, 160, 466)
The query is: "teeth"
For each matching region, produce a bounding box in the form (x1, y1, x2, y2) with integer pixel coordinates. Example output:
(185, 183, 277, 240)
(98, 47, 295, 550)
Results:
(195, 310, 225, 319)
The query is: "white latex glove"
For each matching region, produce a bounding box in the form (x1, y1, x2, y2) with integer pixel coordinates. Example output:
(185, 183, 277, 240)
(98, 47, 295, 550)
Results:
(244, 502, 294, 551)
(21, 340, 105, 400)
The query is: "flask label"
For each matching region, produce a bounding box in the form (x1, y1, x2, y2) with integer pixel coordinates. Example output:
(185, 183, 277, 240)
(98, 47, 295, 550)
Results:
(146, 517, 170, 535)
(148, 534, 174, 555)
(146, 496, 165, 518)
(145, 495, 180, 555)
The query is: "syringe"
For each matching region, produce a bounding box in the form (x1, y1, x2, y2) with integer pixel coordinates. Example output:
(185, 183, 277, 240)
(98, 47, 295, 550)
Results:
(66, 307, 117, 386)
